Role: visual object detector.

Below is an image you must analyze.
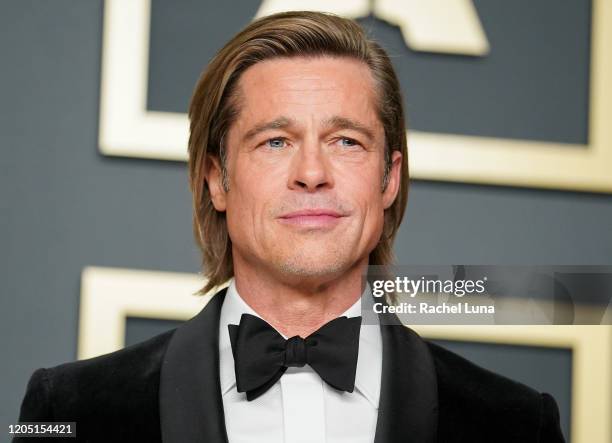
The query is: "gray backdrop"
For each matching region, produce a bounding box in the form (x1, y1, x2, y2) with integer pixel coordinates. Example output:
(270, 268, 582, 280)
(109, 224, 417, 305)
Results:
(2, 1, 611, 441)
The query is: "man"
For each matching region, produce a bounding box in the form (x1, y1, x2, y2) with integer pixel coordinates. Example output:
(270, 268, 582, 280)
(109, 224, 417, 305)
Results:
(16, 11, 565, 443)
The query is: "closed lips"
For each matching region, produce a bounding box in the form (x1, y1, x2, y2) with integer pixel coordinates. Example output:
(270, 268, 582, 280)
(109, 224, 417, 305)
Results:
(279, 210, 343, 218)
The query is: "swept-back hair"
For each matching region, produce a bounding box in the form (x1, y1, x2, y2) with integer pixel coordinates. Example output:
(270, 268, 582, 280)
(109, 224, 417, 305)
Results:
(188, 11, 409, 294)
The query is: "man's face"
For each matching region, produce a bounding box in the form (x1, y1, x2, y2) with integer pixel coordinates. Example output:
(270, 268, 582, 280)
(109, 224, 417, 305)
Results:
(207, 56, 402, 285)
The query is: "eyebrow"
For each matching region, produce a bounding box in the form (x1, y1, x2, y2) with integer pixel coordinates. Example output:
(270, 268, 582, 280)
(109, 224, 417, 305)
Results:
(322, 116, 375, 142)
(241, 115, 376, 143)
(242, 116, 293, 143)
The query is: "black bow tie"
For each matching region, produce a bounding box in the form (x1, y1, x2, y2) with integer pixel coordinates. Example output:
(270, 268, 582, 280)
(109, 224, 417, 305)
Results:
(228, 313, 362, 401)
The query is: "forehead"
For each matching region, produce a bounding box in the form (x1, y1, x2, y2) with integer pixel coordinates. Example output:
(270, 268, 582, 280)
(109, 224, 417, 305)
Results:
(233, 56, 381, 129)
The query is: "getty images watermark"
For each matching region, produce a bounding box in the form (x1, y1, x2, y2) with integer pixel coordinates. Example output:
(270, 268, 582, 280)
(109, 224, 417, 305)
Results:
(360, 266, 612, 325)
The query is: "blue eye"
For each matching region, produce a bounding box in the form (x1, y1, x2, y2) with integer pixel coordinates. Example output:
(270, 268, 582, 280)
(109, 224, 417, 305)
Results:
(266, 137, 286, 149)
(340, 137, 357, 147)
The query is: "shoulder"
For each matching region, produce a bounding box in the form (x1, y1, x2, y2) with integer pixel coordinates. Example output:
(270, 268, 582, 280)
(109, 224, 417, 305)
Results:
(18, 329, 176, 439)
(425, 340, 565, 442)
(47, 327, 175, 389)
(426, 340, 541, 408)
(46, 328, 175, 405)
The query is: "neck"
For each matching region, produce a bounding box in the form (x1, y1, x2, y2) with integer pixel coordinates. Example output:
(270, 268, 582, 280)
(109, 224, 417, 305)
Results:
(232, 256, 368, 338)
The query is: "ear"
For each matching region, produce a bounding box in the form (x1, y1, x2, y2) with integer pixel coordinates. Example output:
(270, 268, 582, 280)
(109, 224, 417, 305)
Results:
(204, 155, 227, 212)
(382, 150, 403, 210)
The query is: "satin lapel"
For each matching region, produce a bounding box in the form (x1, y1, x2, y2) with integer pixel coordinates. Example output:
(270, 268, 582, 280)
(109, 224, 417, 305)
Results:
(160, 288, 228, 443)
(374, 312, 438, 443)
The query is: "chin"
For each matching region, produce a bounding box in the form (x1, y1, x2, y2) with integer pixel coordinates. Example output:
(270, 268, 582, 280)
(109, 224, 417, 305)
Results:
(275, 254, 350, 279)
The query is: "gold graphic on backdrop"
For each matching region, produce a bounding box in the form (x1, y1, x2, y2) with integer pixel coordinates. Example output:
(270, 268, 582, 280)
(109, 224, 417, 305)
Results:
(255, 0, 490, 56)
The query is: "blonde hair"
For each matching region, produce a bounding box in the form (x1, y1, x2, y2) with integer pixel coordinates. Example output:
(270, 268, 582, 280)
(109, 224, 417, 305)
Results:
(188, 11, 409, 294)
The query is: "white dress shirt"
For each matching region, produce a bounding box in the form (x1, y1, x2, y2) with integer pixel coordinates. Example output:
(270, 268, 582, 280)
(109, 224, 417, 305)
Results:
(219, 278, 382, 443)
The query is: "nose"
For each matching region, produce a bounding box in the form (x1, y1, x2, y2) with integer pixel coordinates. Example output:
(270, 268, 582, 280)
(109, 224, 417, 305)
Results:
(287, 138, 333, 192)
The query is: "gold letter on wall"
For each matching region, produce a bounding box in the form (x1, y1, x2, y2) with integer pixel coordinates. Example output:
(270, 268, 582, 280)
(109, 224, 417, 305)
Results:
(255, 0, 490, 56)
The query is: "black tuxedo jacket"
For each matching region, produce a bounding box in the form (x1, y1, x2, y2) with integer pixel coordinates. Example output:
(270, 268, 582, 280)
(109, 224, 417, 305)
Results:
(16, 288, 565, 442)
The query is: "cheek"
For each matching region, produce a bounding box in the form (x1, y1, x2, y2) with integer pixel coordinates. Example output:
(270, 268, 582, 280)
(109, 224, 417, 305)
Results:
(364, 196, 386, 239)
(225, 166, 278, 237)
(356, 170, 386, 237)
(337, 165, 385, 230)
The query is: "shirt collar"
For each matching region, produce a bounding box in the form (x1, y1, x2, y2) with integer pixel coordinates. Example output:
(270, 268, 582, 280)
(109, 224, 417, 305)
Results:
(218, 278, 382, 408)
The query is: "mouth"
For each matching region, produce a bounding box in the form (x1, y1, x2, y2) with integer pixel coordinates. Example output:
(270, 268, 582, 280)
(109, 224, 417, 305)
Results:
(277, 209, 346, 229)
